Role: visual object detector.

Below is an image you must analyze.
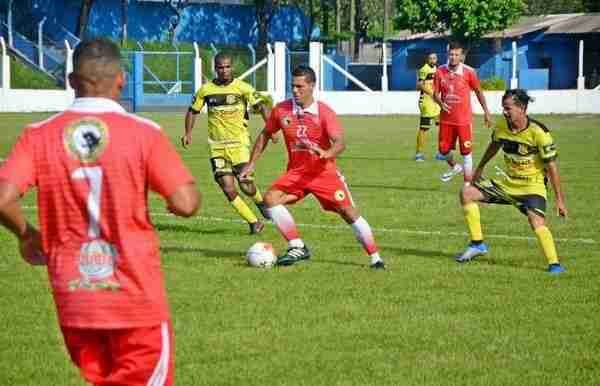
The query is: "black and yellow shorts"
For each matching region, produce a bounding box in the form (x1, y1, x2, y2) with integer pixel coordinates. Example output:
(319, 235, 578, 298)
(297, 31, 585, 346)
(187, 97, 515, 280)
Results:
(473, 178, 546, 217)
(419, 116, 438, 131)
(209, 146, 253, 181)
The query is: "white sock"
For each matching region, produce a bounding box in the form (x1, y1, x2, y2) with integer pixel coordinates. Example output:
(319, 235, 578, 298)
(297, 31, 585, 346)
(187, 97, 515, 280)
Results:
(351, 217, 379, 258)
(463, 153, 473, 177)
(288, 238, 304, 249)
(370, 252, 382, 265)
(268, 205, 302, 246)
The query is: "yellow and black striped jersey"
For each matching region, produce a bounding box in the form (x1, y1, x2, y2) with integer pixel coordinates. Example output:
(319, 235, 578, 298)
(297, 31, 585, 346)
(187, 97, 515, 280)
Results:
(417, 63, 440, 117)
(491, 117, 557, 197)
(190, 78, 262, 148)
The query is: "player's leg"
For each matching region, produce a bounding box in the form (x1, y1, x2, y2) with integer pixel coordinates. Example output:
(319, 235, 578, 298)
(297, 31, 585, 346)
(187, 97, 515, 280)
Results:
(211, 156, 263, 234)
(524, 200, 564, 273)
(456, 182, 490, 262)
(232, 147, 270, 220)
(439, 123, 463, 182)
(104, 321, 175, 386)
(60, 327, 112, 385)
(336, 205, 385, 269)
(458, 123, 474, 183)
(415, 116, 431, 161)
(264, 186, 311, 265)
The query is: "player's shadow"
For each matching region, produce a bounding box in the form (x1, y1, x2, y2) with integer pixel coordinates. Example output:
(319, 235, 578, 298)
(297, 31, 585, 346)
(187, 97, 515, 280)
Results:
(351, 184, 440, 192)
(154, 222, 231, 235)
(339, 156, 404, 161)
(161, 245, 241, 260)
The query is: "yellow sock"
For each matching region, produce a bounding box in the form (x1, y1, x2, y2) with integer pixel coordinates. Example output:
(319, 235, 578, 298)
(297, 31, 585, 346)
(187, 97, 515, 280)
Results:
(416, 129, 426, 153)
(463, 202, 483, 241)
(230, 196, 258, 224)
(251, 189, 263, 204)
(534, 226, 559, 265)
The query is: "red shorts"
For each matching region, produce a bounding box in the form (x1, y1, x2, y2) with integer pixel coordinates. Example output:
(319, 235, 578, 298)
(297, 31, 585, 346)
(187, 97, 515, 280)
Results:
(61, 321, 174, 386)
(271, 168, 354, 212)
(438, 122, 473, 155)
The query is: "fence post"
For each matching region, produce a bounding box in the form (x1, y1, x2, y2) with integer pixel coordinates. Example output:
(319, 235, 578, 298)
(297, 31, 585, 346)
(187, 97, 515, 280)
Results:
(193, 42, 202, 93)
(510, 41, 518, 89)
(274, 42, 286, 103)
(577, 39, 585, 90)
(133, 52, 144, 112)
(381, 41, 389, 91)
(65, 40, 74, 91)
(267, 43, 275, 95)
(1, 37, 10, 91)
(309, 41, 322, 98)
(38, 17, 47, 70)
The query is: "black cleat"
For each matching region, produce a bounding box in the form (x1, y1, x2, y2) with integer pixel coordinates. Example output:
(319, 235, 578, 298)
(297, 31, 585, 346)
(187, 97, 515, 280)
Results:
(369, 260, 386, 270)
(249, 221, 265, 235)
(276, 246, 311, 266)
(256, 202, 271, 220)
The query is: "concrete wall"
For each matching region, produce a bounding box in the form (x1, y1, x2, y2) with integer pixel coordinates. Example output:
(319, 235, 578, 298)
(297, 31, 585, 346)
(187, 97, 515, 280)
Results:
(1, 89, 598, 114)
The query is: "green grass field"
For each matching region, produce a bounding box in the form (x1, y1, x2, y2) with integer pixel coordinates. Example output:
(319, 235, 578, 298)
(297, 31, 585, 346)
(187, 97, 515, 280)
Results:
(0, 112, 599, 385)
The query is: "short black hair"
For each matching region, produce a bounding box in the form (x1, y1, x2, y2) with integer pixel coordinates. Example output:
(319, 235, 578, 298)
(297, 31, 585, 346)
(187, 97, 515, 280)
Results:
(73, 38, 121, 78)
(503, 89, 534, 109)
(214, 52, 232, 65)
(448, 41, 463, 51)
(292, 65, 316, 83)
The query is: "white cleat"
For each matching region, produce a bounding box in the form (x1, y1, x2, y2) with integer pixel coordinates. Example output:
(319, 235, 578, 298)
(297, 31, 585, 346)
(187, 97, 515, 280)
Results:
(440, 164, 463, 182)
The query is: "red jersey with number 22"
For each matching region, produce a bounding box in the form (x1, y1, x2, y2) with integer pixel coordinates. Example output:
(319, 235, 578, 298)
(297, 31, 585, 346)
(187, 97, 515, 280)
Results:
(434, 63, 480, 125)
(265, 99, 342, 175)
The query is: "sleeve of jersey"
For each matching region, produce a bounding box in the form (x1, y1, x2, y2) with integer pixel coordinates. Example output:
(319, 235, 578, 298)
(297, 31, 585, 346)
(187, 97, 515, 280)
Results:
(433, 70, 441, 92)
(538, 131, 557, 163)
(147, 132, 195, 198)
(323, 106, 343, 138)
(264, 107, 280, 137)
(189, 89, 205, 113)
(242, 83, 262, 107)
(469, 71, 481, 89)
(417, 67, 426, 82)
(0, 129, 37, 194)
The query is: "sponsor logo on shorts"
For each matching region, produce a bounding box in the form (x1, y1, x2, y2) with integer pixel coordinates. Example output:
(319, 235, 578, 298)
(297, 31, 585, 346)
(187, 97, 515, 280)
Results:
(214, 158, 226, 169)
(334, 190, 346, 201)
(463, 140, 472, 149)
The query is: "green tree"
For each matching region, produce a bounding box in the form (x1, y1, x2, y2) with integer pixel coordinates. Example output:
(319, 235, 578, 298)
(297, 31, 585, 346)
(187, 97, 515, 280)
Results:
(394, 0, 526, 46)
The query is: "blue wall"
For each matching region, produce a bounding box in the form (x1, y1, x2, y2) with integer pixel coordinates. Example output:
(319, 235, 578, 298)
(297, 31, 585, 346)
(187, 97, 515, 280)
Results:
(29, 0, 309, 46)
(390, 32, 581, 90)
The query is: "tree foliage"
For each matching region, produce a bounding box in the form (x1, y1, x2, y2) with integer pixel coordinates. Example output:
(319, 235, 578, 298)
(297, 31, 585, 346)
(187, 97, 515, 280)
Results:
(394, 0, 526, 44)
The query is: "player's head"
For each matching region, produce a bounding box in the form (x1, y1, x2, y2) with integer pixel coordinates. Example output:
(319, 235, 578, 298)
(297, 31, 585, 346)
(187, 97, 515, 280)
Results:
(502, 89, 533, 123)
(291, 65, 316, 107)
(426, 52, 438, 66)
(447, 41, 464, 67)
(214, 52, 233, 83)
(69, 38, 124, 99)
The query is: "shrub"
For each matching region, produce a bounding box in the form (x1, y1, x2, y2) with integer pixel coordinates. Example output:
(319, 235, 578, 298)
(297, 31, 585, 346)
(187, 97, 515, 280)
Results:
(481, 76, 506, 91)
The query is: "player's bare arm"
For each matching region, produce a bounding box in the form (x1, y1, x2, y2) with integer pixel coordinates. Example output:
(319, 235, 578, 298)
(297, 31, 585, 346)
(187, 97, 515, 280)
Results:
(166, 182, 201, 218)
(182, 109, 199, 148)
(433, 90, 450, 113)
(312, 131, 346, 160)
(0, 180, 44, 265)
(473, 141, 501, 181)
(474, 87, 493, 128)
(239, 129, 270, 180)
(545, 161, 568, 218)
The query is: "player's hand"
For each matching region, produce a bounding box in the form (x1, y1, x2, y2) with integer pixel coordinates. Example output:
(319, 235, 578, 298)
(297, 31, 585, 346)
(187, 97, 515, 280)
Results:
(181, 133, 192, 149)
(484, 112, 493, 128)
(556, 200, 568, 219)
(239, 163, 255, 182)
(440, 101, 451, 113)
(19, 224, 46, 266)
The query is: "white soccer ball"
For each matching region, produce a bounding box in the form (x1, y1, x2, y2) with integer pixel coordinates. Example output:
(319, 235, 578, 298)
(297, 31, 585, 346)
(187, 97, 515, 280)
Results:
(246, 242, 276, 268)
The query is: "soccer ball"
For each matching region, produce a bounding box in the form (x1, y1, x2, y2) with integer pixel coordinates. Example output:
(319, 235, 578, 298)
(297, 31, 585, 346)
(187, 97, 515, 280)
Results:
(246, 242, 276, 268)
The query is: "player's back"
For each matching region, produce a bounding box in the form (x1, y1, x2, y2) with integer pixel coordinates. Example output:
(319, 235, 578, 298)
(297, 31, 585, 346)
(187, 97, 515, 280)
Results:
(19, 98, 184, 328)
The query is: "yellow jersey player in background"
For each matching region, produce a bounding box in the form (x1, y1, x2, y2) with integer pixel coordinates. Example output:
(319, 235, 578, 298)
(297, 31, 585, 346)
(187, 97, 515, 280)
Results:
(457, 89, 568, 273)
(415, 52, 441, 162)
(182, 52, 271, 234)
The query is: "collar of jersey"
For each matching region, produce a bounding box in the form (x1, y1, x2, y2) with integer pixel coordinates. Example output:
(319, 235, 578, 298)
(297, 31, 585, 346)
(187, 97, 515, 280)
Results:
(68, 97, 127, 113)
(292, 99, 318, 115)
(444, 62, 464, 75)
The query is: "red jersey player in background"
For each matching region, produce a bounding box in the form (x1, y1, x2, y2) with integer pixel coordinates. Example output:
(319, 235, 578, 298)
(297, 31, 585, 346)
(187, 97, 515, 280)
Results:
(0, 38, 200, 385)
(240, 65, 385, 269)
(434, 41, 492, 184)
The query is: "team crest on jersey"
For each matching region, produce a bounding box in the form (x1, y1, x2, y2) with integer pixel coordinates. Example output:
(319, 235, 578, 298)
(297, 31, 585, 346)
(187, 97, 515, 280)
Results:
(334, 190, 346, 202)
(518, 143, 530, 155)
(281, 116, 292, 127)
(64, 118, 108, 163)
(69, 239, 121, 291)
(226, 94, 238, 104)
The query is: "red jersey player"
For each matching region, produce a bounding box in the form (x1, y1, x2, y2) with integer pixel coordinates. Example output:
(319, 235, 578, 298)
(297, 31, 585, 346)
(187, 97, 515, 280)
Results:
(434, 41, 492, 184)
(240, 65, 385, 269)
(0, 38, 200, 385)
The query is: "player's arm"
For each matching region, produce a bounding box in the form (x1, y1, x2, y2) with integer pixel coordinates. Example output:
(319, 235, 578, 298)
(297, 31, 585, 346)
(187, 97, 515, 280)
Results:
(432, 74, 450, 113)
(312, 130, 345, 160)
(182, 91, 204, 148)
(166, 182, 201, 218)
(473, 87, 492, 128)
(239, 129, 271, 180)
(545, 161, 567, 218)
(473, 141, 501, 181)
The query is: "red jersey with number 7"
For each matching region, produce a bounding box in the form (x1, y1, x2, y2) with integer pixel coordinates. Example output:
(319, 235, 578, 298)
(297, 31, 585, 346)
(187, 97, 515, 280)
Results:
(265, 99, 343, 175)
(0, 98, 194, 329)
(434, 63, 481, 125)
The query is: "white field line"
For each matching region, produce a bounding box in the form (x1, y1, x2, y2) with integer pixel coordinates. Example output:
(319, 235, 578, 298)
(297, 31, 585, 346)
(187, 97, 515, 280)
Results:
(22, 206, 596, 245)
